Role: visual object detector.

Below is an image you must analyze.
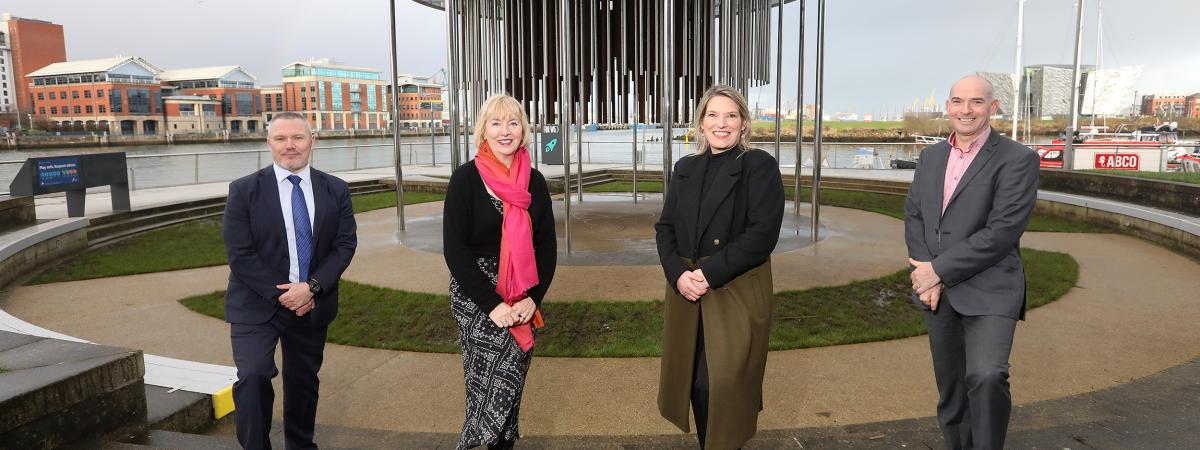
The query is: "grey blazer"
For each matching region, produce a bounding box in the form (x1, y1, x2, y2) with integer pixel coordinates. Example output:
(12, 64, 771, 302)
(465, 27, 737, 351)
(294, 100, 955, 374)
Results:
(903, 129, 1040, 320)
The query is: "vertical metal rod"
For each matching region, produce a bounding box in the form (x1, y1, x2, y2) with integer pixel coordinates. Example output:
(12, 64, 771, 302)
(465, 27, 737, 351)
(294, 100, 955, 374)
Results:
(1089, 0, 1102, 129)
(389, 0, 406, 230)
(576, 0, 585, 202)
(1011, 0, 1025, 139)
(811, 0, 825, 242)
(661, 0, 672, 189)
(794, 0, 805, 222)
(773, 0, 783, 162)
(462, 0, 474, 164)
(559, 0, 573, 252)
(446, 0, 462, 168)
(628, 0, 639, 203)
(1064, 0, 1085, 170)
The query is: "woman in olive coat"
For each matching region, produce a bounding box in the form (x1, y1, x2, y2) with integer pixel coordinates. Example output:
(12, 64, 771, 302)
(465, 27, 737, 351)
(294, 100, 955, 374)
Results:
(654, 85, 785, 449)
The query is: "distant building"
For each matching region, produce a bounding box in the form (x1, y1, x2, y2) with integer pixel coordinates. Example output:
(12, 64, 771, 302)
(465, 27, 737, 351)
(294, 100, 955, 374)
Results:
(28, 56, 164, 135)
(158, 65, 263, 133)
(280, 58, 391, 131)
(396, 74, 442, 129)
(260, 85, 283, 122)
(1141, 94, 1200, 118)
(983, 64, 1145, 119)
(1021, 64, 1099, 118)
(161, 95, 222, 133)
(1, 12, 66, 121)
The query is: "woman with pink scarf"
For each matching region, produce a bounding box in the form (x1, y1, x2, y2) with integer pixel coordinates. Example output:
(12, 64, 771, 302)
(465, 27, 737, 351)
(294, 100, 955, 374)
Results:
(442, 94, 557, 450)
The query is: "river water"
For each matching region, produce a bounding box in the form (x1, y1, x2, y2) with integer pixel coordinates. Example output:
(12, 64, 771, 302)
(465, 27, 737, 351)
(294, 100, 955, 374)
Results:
(1, 129, 1045, 194)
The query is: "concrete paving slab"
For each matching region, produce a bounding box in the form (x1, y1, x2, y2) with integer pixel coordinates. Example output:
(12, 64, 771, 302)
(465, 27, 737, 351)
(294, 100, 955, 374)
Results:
(5, 169, 1200, 443)
(4, 224, 1198, 438)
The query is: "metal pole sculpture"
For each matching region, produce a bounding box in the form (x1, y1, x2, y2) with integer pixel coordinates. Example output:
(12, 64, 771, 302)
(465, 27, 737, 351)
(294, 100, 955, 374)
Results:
(422, 0, 791, 245)
(773, 0, 784, 162)
(794, 0, 805, 224)
(559, 0, 574, 252)
(445, 0, 461, 169)
(661, 0, 672, 190)
(811, 0, 825, 242)
(388, 0, 406, 231)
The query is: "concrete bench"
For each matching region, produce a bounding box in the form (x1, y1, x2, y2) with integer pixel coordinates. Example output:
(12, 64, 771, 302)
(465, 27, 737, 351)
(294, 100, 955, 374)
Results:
(0, 218, 236, 420)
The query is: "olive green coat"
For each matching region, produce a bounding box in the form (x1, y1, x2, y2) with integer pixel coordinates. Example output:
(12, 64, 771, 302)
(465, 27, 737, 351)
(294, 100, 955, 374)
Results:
(659, 260, 774, 450)
(654, 147, 785, 449)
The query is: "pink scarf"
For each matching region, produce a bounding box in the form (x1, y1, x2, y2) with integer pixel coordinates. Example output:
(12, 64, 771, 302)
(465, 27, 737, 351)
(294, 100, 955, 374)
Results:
(475, 141, 542, 352)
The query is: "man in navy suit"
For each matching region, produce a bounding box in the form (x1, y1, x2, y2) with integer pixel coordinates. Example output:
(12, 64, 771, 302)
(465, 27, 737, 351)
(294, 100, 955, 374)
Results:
(223, 112, 357, 449)
(904, 75, 1040, 450)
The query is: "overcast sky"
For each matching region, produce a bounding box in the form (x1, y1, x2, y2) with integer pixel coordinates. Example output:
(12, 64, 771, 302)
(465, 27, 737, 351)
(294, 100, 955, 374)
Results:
(7, 0, 1198, 115)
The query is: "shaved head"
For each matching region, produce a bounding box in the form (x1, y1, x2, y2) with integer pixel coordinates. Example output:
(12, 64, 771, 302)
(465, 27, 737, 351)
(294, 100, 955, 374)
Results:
(945, 74, 999, 145)
(951, 75, 995, 102)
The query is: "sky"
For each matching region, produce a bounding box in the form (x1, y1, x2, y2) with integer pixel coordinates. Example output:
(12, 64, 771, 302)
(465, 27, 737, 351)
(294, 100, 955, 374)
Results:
(6, 0, 1198, 116)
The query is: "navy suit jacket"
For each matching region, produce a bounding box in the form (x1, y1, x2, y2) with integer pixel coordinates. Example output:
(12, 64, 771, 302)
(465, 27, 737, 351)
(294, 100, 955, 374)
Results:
(222, 165, 357, 327)
(903, 130, 1040, 320)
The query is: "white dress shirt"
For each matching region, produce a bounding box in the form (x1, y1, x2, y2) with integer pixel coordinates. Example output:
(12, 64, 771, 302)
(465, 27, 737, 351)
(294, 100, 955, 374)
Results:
(273, 164, 316, 283)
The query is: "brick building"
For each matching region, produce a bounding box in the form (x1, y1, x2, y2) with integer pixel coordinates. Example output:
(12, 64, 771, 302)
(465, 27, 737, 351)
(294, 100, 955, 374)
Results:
(260, 85, 283, 123)
(28, 56, 164, 135)
(395, 74, 443, 130)
(158, 65, 263, 133)
(280, 58, 391, 131)
(160, 95, 223, 133)
(1140, 94, 1200, 119)
(1, 12, 66, 125)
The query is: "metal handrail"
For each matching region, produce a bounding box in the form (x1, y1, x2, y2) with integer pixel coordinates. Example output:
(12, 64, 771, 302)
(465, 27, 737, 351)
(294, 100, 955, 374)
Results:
(0, 140, 971, 196)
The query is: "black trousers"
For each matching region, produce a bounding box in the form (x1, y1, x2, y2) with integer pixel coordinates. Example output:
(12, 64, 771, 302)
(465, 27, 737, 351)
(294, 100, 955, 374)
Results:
(231, 308, 328, 450)
(924, 305, 1017, 450)
(691, 311, 710, 449)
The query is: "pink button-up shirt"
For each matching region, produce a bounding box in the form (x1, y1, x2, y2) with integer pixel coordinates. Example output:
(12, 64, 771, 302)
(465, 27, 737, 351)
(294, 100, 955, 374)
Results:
(942, 127, 990, 215)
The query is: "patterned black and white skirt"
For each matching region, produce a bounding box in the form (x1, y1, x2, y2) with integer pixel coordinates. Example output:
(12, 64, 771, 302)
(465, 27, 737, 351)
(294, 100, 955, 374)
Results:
(450, 256, 534, 450)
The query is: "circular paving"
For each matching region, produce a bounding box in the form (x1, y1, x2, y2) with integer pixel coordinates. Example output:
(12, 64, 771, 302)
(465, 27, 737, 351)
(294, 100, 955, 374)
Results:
(396, 192, 816, 266)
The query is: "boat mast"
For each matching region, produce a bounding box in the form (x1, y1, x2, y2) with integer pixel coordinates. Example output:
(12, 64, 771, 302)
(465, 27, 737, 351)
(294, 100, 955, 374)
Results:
(1089, 0, 1104, 129)
(1011, 0, 1025, 140)
(1064, 0, 1086, 170)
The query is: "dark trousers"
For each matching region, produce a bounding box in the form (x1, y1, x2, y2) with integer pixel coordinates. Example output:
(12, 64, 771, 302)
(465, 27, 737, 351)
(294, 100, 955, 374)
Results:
(691, 314, 710, 449)
(231, 308, 328, 450)
(924, 305, 1017, 450)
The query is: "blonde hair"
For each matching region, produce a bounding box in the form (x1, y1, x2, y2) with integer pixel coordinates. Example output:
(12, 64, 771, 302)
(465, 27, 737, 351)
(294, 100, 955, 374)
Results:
(473, 94, 532, 149)
(692, 85, 752, 155)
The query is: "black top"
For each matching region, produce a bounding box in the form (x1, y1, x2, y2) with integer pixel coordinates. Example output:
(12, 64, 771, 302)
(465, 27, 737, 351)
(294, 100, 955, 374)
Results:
(654, 146, 785, 289)
(442, 160, 557, 313)
(697, 148, 735, 248)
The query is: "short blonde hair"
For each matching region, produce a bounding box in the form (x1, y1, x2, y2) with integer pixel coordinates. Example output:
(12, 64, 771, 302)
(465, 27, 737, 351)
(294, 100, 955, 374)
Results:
(692, 85, 752, 155)
(473, 94, 532, 149)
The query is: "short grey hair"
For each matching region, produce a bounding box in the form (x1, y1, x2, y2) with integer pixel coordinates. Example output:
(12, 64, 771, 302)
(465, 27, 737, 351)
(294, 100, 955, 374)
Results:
(267, 112, 313, 135)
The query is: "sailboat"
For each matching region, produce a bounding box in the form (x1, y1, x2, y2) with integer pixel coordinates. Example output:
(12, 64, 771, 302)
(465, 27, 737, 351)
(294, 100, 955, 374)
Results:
(1031, 0, 1189, 172)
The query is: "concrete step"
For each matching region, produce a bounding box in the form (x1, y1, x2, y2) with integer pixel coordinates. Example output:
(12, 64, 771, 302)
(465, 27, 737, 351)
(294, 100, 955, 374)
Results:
(88, 208, 224, 248)
(144, 385, 224, 434)
(347, 179, 392, 196)
(87, 198, 225, 228)
(0, 331, 147, 449)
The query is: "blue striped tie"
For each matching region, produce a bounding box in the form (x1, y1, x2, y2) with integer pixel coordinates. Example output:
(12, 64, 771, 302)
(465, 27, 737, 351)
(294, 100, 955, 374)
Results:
(287, 175, 312, 281)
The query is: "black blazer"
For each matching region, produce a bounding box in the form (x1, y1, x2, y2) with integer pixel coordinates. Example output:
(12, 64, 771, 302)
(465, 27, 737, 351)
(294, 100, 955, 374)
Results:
(903, 129, 1040, 319)
(655, 147, 785, 290)
(222, 165, 358, 327)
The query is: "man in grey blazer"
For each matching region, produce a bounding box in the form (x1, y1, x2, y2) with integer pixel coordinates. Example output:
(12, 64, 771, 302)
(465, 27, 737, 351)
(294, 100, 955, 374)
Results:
(904, 75, 1040, 450)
